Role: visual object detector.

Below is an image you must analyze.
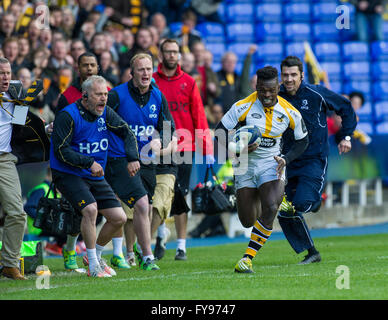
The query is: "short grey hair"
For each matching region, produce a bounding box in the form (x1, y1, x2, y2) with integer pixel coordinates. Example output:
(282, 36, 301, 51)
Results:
(81, 75, 106, 95)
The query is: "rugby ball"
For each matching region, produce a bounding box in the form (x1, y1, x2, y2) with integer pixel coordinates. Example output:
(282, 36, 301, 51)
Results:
(228, 125, 261, 154)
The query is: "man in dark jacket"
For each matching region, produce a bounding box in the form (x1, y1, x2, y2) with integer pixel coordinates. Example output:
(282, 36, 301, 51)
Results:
(278, 56, 357, 264)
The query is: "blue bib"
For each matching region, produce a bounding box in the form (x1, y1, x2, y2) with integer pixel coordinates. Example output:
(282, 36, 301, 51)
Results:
(50, 103, 108, 180)
(108, 83, 162, 162)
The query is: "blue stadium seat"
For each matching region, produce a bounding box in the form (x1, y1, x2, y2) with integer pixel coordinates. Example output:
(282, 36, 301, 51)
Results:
(314, 42, 341, 62)
(212, 61, 222, 73)
(371, 41, 388, 61)
(371, 61, 388, 81)
(217, 2, 225, 22)
(372, 81, 388, 101)
(284, 2, 311, 22)
(256, 42, 283, 62)
(225, 3, 254, 23)
(320, 62, 342, 81)
(312, 22, 340, 41)
(284, 23, 311, 42)
(329, 81, 342, 94)
(312, 2, 338, 22)
(356, 121, 374, 135)
(196, 23, 225, 43)
(227, 43, 254, 62)
(373, 101, 388, 123)
(255, 23, 282, 42)
(255, 3, 282, 22)
(285, 42, 305, 57)
(169, 22, 183, 34)
(343, 62, 370, 81)
(342, 42, 370, 61)
(344, 81, 371, 100)
(356, 101, 373, 122)
(206, 42, 226, 62)
(384, 21, 388, 40)
(226, 23, 255, 43)
(235, 61, 256, 77)
(375, 121, 388, 135)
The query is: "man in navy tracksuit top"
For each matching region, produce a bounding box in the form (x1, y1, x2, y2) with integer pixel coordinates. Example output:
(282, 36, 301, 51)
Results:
(278, 56, 357, 264)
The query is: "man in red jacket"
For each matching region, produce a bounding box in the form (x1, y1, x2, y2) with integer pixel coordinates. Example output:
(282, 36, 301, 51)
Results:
(153, 39, 214, 260)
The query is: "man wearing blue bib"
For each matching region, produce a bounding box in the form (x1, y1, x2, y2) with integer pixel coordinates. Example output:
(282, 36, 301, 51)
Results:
(106, 53, 175, 271)
(50, 75, 139, 277)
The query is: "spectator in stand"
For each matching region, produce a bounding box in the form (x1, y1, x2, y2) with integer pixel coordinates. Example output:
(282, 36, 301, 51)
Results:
(351, 0, 385, 41)
(104, 0, 144, 35)
(62, 7, 76, 40)
(2, 37, 19, 74)
(49, 5, 64, 33)
(173, 9, 202, 53)
(216, 45, 256, 113)
(203, 49, 221, 109)
(118, 29, 134, 55)
(90, 32, 107, 64)
(103, 31, 119, 63)
(13, 0, 34, 35)
(31, 47, 50, 80)
(208, 103, 224, 130)
(69, 39, 86, 69)
(26, 19, 42, 52)
(0, 12, 16, 45)
(150, 13, 171, 39)
(16, 36, 32, 70)
(38, 28, 52, 49)
(119, 27, 153, 73)
(45, 39, 72, 79)
(100, 50, 119, 87)
(180, 52, 196, 75)
(80, 21, 96, 50)
(16, 67, 32, 90)
(191, 40, 220, 109)
(120, 67, 133, 84)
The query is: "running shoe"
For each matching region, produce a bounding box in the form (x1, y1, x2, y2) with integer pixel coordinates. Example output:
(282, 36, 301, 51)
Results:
(62, 248, 79, 270)
(87, 264, 112, 278)
(234, 257, 254, 273)
(110, 254, 131, 269)
(141, 258, 160, 271)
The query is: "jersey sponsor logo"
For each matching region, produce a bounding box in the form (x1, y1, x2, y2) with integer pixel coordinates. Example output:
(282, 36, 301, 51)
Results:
(129, 124, 155, 137)
(169, 101, 189, 113)
(259, 137, 276, 148)
(79, 138, 108, 154)
(251, 113, 261, 119)
(300, 99, 309, 110)
(237, 104, 249, 113)
(97, 117, 107, 132)
(149, 104, 157, 118)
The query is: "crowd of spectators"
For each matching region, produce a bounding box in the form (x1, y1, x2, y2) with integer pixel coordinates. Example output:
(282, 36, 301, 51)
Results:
(0, 0, 252, 131)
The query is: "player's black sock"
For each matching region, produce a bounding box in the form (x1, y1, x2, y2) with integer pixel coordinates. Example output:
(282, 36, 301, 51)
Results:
(243, 254, 254, 260)
(307, 246, 318, 256)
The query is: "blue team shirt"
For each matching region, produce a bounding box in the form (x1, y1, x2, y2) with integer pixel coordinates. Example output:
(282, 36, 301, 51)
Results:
(108, 83, 162, 162)
(279, 81, 357, 160)
(50, 103, 108, 180)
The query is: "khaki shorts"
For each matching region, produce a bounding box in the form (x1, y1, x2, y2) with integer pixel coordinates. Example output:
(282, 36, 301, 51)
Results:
(152, 174, 176, 220)
(120, 200, 134, 220)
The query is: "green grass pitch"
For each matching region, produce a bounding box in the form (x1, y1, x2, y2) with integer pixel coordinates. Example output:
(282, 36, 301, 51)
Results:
(1, 233, 387, 300)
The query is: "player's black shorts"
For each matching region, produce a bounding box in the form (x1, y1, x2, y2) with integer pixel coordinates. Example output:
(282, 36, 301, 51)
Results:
(139, 163, 157, 204)
(52, 169, 120, 213)
(105, 157, 148, 208)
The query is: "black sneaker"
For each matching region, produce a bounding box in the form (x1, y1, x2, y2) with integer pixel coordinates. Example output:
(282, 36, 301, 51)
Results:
(175, 249, 187, 261)
(154, 237, 166, 261)
(298, 252, 321, 265)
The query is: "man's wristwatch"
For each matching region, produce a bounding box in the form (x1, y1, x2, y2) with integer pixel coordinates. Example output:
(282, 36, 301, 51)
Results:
(344, 136, 351, 142)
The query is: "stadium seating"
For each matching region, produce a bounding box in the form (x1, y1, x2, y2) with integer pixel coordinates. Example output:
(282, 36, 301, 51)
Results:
(225, 23, 255, 43)
(371, 41, 388, 61)
(372, 81, 388, 101)
(356, 101, 374, 122)
(284, 23, 311, 42)
(227, 43, 254, 61)
(356, 121, 374, 136)
(256, 42, 283, 62)
(205, 42, 226, 62)
(314, 42, 341, 61)
(342, 42, 370, 61)
(375, 121, 388, 135)
(329, 81, 342, 94)
(255, 3, 282, 22)
(320, 62, 342, 81)
(373, 101, 388, 123)
(371, 62, 388, 81)
(196, 23, 225, 43)
(284, 2, 311, 22)
(344, 81, 371, 101)
(225, 2, 254, 23)
(343, 62, 370, 81)
(312, 22, 340, 41)
(255, 23, 283, 42)
(285, 42, 305, 57)
(312, 1, 338, 22)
